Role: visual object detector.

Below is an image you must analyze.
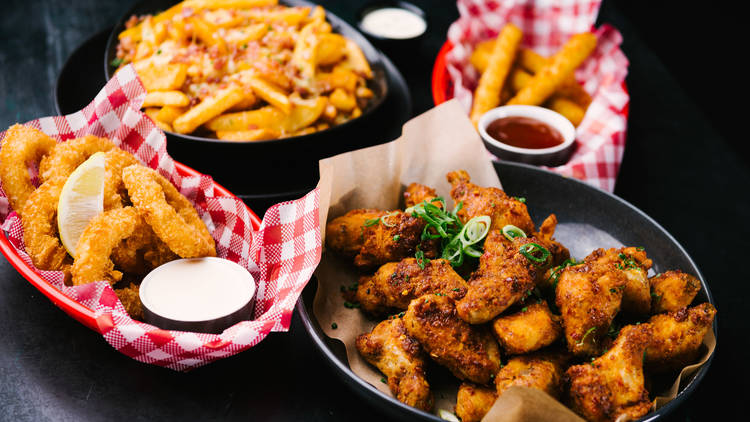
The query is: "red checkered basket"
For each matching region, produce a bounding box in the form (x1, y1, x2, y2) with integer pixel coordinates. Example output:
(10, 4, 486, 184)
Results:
(0, 65, 322, 371)
(434, 0, 629, 192)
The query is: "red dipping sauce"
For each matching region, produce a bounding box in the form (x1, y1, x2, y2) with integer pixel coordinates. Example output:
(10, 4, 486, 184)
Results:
(485, 116, 564, 149)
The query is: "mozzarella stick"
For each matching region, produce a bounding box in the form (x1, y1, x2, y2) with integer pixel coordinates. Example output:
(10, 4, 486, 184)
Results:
(470, 24, 523, 126)
(507, 68, 586, 126)
(514, 43, 594, 108)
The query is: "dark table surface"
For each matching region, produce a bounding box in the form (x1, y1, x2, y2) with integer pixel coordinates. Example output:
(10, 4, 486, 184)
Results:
(1, 0, 748, 421)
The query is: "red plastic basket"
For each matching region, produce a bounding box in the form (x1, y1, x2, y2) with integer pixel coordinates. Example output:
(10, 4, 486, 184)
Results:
(0, 162, 262, 333)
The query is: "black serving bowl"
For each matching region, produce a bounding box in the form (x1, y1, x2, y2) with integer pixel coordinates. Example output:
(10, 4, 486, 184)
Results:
(297, 160, 717, 421)
(104, 0, 396, 196)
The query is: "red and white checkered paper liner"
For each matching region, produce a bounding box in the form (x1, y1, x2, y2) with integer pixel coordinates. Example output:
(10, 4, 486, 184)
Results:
(0, 65, 322, 371)
(446, 0, 629, 192)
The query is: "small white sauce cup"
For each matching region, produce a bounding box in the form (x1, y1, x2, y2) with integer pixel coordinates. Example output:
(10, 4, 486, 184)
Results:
(139, 257, 256, 334)
(477, 105, 577, 167)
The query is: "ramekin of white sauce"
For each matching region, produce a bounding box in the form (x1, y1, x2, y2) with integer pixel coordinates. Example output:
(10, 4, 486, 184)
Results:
(358, 3, 427, 40)
(139, 257, 256, 333)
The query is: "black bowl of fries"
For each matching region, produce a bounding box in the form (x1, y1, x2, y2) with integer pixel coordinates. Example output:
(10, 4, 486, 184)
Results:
(104, 0, 393, 195)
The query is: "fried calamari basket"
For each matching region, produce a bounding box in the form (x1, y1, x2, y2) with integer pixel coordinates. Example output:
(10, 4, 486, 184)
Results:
(0, 65, 322, 371)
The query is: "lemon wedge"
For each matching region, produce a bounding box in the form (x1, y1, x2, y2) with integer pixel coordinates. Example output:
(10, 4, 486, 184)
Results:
(57, 151, 106, 257)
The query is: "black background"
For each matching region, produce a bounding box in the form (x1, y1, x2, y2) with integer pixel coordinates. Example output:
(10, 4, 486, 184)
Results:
(1, 0, 748, 421)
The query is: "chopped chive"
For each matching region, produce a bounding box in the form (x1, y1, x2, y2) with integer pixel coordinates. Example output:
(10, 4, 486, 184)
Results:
(331, 322, 338, 329)
(363, 218, 380, 227)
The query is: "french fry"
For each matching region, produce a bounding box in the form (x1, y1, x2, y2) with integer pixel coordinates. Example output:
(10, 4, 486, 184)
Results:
(317, 34, 347, 66)
(508, 34, 596, 106)
(227, 23, 268, 45)
(546, 96, 586, 126)
(205, 106, 286, 131)
(469, 24, 523, 126)
(318, 67, 358, 92)
(469, 39, 494, 73)
(246, 7, 310, 25)
(328, 88, 356, 112)
(517, 48, 592, 108)
(142, 91, 190, 107)
(341, 39, 372, 79)
(283, 96, 326, 132)
(183, 0, 278, 10)
(144, 108, 174, 132)
(173, 86, 245, 134)
(118, 3, 185, 42)
(189, 17, 227, 54)
(134, 62, 187, 91)
(244, 76, 291, 114)
(215, 128, 280, 141)
(156, 106, 187, 124)
(291, 22, 320, 79)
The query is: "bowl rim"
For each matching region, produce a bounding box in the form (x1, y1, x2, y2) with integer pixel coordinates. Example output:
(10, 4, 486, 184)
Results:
(0, 160, 262, 333)
(103, 0, 390, 146)
(477, 104, 576, 155)
(296, 160, 717, 422)
(355, 0, 428, 41)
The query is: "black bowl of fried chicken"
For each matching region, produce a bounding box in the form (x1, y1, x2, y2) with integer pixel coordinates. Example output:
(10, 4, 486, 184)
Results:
(298, 162, 716, 421)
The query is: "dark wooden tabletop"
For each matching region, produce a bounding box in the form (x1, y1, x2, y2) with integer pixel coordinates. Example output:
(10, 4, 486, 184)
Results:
(1, 0, 747, 421)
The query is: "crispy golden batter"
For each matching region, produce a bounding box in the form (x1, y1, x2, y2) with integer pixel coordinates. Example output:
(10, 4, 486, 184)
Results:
(356, 258, 468, 315)
(111, 217, 179, 274)
(556, 248, 637, 356)
(455, 382, 497, 422)
(115, 282, 143, 320)
(495, 352, 566, 399)
(456, 232, 547, 324)
(0, 124, 56, 214)
(534, 214, 571, 273)
(39, 135, 115, 184)
(567, 324, 653, 422)
(102, 148, 140, 210)
(403, 183, 438, 208)
(649, 270, 701, 314)
(447, 169, 534, 234)
(404, 294, 501, 384)
(492, 301, 562, 355)
(20, 180, 71, 271)
(355, 317, 433, 411)
(645, 303, 715, 372)
(326, 209, 387, 258)
(618, 248, 653, 315)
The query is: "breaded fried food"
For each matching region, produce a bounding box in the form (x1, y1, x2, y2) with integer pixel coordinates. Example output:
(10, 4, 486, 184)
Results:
(456, 233, 547, 324)
(645, 303, 716, 372)
(556, 248, 637, 356)
(455, 382, 497, 422)
(534, 214, 571, 272)
(403, 183, 438, 208)
(447, 170, 534, 234)
(102, 148, 140, 210)
(355, 317, 433, 411)
(356, 258, 468, 315)
(21, 180, 71, 271)
(495, 352, 567, 399)
(111, 217, 178, 274)
(325, 208, 386, 258)
(404, 294, 501, 384)
(492, 301, 562, 355)
(0, 124, 56, 214)
(649, 270, 701, 314)
(122, 165, 216, 258)
(71, 207, 143, 285)
(39, 135, 115, 183)
(115, 282, 143, 320)
(617, 247, 653, 315)
(567, 324, 653, 422)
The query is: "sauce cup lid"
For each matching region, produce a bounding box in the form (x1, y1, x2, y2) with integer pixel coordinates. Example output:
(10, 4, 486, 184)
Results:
(478, 105, 576, 155)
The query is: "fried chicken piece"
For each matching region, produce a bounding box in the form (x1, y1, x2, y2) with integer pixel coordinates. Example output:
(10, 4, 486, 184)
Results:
(534, 214, 571, 272)
(355, 317, 433, 411)
(447, 169, 534, 234)
(645, 302, 715, 372)
(403, 183, 438, 208)
(617, 248, 653, 315)
(649, 270, 701, 314)
(556, 247, 646, 356)
(456, 232, 546, 324)
(404, 294, 501, 384)
(492, 301, 562, 355)
(566, 324, 654, 422)
(456, 382, 497, 422)
(495, 352, 567, 399)
(356, 258, 468, 315)
(114, 282, 143, 320)
(326, 209, 438, 269)
(326, 209, 386, 258)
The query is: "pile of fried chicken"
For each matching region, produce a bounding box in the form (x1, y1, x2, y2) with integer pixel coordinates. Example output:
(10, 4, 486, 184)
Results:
(324, 170, 716, 422)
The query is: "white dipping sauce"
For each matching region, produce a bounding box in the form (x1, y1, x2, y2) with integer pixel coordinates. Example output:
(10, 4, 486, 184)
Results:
(361, 7, 426, 39)
(140, 257, 255, 322)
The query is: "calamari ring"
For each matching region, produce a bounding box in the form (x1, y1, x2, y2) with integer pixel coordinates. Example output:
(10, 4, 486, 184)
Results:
(20, 180, 71, 271)
(114, 282, 143, 319)
(71, 207, 142, 285)
(122, 165, 216, 258)
(39, 135, 115, 184)
(111, 216, 178, 274)
(0, 124, 57, 214)
(102, 148, 140, 210)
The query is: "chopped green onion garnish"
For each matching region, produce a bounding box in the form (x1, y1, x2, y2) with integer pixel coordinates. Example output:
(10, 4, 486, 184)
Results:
(438, 410, 460, 422)
(519, 243, 550, 265)
(513, 196, 526, 204)
(458, 216, 491, 247)
(331, 323, 338, 329)
(577, 326, 597, 346)
(502, 224, 527, 241)
(110, 57, 124, 67)
(393, 235, 400, 242)
(381, 212, 399, 227)
(363, 218, 380, 227)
